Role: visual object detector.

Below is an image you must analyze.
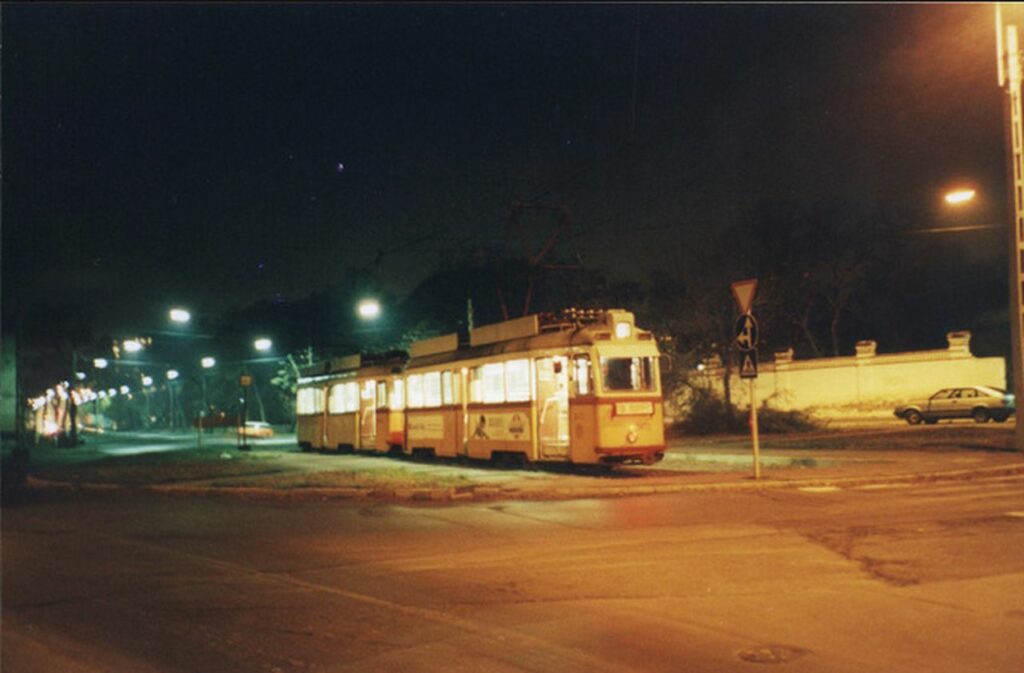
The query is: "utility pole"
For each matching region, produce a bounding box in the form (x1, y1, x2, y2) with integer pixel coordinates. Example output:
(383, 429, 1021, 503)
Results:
(997, 4, 1024, 452)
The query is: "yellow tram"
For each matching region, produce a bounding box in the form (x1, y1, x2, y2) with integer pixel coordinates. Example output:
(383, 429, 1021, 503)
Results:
(296, 308, 665, 466)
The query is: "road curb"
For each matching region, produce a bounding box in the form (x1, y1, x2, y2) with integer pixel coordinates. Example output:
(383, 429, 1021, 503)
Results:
(22, 462, 1024, 504)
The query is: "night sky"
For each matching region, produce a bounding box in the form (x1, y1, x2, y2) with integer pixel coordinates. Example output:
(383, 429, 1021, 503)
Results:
(2, 3, 1008, 336)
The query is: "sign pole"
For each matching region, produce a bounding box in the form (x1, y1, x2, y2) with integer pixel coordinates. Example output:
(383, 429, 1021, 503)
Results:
(750, 378, 761, 480)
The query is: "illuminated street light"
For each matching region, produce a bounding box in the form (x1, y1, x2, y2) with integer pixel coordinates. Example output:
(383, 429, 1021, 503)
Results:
(141, 375, 154, 386)
(166, 369, 180, 381)
(93, 358, 109, 369)
(254, 338, 272, 352)
(944, 188, 977, 206)
(123, 339, 143, 353)
(169, 307, 191, 323)
(119, 385, 130, 395)
(201, 356, 216, 369)
(357, 298, 381, 320)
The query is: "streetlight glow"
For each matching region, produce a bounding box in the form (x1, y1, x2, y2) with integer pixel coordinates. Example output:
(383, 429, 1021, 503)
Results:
(123, 339, 143, 353)
(357, 298, 381, 320)
(254, 338, 272, 352)
(201, 356, 216, 369)
(93, 358, 109, 369)
(141, 375, 154, 386)
(944, 188, 977, 206)
(169, 308, 191, 323)
(166, 369, 180, 381)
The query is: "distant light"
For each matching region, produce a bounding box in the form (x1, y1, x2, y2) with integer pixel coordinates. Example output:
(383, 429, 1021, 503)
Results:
(615, 321, 632, 339)
(98, 390, 108, 399)
(75, 372, 87, 381)
(169, 308, 191, 323)
(944, 189, 976, 206)
(93, 358, 109, 369)
(141, 375, 154, 386)
(357, 298, 381, 320)
(107, 388, 117, 397)
(254, 338, 272, 352)
(119, 385, 130, 395)
(201, 356, 216, 369)
(336, 162, 345, 173)
(123, 339, 143, 353)
(166, 369, 180, 381)
(696, 363, 706, 372)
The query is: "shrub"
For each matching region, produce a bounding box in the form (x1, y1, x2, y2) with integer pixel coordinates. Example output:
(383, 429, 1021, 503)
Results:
(675, 388, 822, 435)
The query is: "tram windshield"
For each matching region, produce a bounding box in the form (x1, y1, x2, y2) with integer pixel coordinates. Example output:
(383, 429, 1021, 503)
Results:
(600, 356, 656, 392)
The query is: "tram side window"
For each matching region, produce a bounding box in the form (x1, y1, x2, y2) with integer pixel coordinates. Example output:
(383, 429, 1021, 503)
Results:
(505, 359, 530, 402)
(377, 381, 388, 408)
(442, 370, 455, 405)
(482, 362, 506, 403)
(391, 379, 405, 411)
(406, 374, 424, 409)
(423, 371, 442, 408)
(469, 367, 483, 404)
(330, 382, 360, 413)
(574, 356, 592, 396)
(362, 380, 376, 402)
(600, 356, 655, 392)
(297, 387, 322, 415)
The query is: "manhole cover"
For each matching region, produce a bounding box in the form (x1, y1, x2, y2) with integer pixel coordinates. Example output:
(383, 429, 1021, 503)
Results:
(737, 644, 810, 664)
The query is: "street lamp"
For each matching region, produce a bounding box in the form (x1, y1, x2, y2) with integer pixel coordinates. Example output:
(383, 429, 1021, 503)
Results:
(169, 308, 191, 324)
(357, 298, 381, 320)
(123, 339, 144, 353)
(945, 188, 977, 206)
(254, 338, 272, 352)
(93, 358, 109, 369)
(201, 356, 216, 369)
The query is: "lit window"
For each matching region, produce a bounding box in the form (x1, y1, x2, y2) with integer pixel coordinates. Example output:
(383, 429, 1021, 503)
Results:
(442, 370, 454, 405)
(377, 381, 388, 408)
(391, 379, 405, 410)
(574, 356, 592, 396)
(298, 387, 321, 415)
(469, 367, 483, 403)
(407, 374, 424, 409)
(424, 371, 442, 407)
(505, 359, 530, 402)
(329, 382, 360, 413)
(362, 380, 376, 401)
(482, 362, 505, 404)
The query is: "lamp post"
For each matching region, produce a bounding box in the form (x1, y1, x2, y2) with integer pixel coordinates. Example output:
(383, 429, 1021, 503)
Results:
(997, 4, 1024, 451)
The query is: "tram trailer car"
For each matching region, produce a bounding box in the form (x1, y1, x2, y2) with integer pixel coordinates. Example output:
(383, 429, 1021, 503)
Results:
(297, 308, 665, 466)
(296, 353, 407, 453)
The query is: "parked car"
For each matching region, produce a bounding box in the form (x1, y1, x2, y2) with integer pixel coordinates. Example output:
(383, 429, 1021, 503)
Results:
(894, 386, 1015, 425)
(238, 421, 275, 438)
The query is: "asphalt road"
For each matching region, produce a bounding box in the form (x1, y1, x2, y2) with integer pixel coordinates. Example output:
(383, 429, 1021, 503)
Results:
(4, 469, 1023, 672)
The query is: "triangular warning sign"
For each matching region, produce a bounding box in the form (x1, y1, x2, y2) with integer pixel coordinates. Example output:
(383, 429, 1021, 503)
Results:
(740, 351, 758, 378)
(730, 279, 758, 314)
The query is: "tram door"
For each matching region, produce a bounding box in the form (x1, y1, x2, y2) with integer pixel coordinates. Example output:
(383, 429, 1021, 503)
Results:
(359, 380, 377, 449)
(536, 356, 570, 458)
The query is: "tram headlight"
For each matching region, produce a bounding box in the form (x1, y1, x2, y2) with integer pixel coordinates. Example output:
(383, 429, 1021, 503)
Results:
(627, 424, 638, 444)
(615, 322, 632, 339)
